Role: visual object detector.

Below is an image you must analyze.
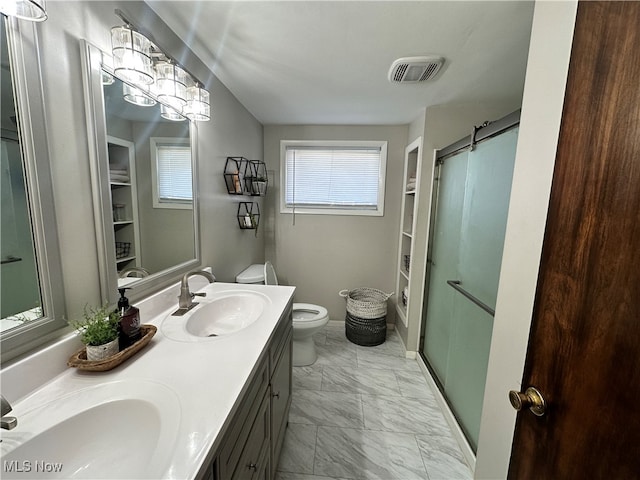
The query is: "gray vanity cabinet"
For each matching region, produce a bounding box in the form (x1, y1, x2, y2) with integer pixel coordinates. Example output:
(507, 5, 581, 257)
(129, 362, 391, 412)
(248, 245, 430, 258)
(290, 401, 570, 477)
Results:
(232, 389, 270, 480)
(270, 328, 292, 477)
(206, 304, 293, 480)
(217, 361, 270, 480)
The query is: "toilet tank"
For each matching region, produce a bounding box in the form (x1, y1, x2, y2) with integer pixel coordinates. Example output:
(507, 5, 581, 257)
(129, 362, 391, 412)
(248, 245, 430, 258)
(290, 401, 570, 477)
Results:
(236, 264, 265, 284)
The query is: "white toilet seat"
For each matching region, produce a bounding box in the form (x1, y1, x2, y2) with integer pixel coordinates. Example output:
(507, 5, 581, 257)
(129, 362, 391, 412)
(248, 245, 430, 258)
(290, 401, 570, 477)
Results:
(293, 303, 329, 328)
(236, 263, 329, 366)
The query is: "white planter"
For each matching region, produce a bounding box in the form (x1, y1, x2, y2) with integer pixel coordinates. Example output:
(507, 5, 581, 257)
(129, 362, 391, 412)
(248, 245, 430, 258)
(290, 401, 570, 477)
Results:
(86, 338, 119, 361)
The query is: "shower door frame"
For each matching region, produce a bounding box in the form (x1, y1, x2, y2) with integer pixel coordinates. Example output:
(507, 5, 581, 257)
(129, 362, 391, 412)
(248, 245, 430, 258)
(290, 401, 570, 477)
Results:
(418, 110, 521, 451)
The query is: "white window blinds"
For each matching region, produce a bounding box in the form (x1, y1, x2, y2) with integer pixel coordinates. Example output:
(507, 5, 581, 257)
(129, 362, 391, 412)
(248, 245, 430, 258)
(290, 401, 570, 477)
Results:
(156, 144, 192, 203)
(284, 146, 383, 210)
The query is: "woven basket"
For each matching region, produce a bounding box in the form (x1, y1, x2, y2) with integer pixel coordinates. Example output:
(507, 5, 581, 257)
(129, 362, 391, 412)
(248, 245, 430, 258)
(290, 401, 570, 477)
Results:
(339, 288, 393, 319)
(345, 313, 387, 346)
(339, 288, 394, 346)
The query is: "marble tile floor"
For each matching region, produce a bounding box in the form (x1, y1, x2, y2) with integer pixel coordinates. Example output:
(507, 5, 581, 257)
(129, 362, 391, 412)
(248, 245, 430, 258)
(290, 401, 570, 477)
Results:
(275, 323, 473, 480)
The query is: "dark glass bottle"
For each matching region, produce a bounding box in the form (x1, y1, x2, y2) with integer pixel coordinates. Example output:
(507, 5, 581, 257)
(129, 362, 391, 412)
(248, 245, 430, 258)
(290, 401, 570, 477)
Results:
(117, 287, 141, 349)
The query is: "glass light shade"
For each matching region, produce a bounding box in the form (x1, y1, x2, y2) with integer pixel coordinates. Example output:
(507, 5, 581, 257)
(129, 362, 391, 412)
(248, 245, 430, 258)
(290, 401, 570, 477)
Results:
(111, 26, 154, 86)
(155, 62, 187, 110)
(123, 83, 156, 107)
(160, 104, 186, 122)
(184, 86, 210, 121)
(0, 0, 47, 21)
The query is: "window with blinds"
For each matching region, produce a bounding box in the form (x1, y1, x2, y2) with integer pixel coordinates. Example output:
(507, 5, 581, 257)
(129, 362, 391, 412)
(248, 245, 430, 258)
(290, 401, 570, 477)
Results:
(280, 140, 387, 216)
(150, 138, 192, 209)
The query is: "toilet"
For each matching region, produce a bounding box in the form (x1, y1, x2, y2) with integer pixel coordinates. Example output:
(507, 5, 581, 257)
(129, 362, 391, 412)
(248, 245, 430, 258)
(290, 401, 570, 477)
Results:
(236, 262, 329, 366)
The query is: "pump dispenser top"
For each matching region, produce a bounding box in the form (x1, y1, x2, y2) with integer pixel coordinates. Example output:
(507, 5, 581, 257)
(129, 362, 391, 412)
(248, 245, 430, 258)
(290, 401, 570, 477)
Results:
(117, 287, 141, 348)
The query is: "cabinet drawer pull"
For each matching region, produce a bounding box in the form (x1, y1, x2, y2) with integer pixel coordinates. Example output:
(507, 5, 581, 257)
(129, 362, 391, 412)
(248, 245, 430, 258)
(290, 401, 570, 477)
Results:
(272, 391, 280, 399)
(247, 462, 257, 471)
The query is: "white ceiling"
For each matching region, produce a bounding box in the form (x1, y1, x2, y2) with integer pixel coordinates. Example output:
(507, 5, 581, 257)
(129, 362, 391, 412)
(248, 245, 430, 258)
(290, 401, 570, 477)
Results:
(147, 1, 535, 125)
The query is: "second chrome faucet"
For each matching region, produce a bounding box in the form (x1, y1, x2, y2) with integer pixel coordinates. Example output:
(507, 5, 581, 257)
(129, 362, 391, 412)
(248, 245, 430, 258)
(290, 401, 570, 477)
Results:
(1, 394, 17, 430)
(173, 270, 216, 315)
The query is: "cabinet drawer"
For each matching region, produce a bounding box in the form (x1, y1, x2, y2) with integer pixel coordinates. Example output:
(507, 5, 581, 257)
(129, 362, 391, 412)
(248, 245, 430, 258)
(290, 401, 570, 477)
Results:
(219, 360, 269, 480)
(251, 438, 271, 480)
(232, 389, 270, 480)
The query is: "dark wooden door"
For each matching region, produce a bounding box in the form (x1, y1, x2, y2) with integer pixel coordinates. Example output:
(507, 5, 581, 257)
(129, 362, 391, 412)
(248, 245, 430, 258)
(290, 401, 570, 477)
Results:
(508, 2, 640, 478)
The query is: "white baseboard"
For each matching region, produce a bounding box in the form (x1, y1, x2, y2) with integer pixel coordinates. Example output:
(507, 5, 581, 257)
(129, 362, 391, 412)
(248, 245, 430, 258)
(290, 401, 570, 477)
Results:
(395, 326, 416, 359)
(416, 355, 476, 474)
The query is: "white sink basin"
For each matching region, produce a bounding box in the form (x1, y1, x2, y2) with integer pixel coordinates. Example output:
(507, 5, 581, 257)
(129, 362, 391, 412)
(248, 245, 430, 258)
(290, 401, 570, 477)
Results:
(186, 293, 266, 337)
(0, 381, 180, 479)
(161, 290, 271, 342)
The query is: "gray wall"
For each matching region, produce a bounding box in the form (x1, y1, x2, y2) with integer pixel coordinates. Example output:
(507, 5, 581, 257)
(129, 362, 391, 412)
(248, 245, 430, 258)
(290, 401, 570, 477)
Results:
(263, 124, 408, 321)
(33, 1, 263, 325)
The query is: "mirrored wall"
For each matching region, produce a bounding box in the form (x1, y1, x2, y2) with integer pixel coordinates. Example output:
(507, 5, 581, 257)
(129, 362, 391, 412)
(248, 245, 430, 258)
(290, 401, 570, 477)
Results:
(82, 41, 200, 305)
(0, 16, 65, 360)
(0, 18, 41, 330)
(103, 75, 195, 280)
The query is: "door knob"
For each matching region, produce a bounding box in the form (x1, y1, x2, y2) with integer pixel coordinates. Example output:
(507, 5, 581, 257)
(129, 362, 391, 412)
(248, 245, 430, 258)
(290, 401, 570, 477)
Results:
(509, 386, 546, 416)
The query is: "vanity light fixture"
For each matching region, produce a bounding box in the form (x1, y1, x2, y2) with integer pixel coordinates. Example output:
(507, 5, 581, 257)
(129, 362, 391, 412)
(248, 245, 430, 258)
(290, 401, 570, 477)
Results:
(0, 0, 47, 22)
(183, 84, 210, 121)
(154, 61, 187, 110)
(160, 104, 186, 122)
(123, 82, 156, 107)
(110, 9, 211, 122)
(111, 25, 154, 86)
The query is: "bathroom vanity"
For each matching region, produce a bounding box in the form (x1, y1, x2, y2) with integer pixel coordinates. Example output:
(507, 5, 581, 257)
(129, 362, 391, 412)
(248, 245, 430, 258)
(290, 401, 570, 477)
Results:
(0, 279, 295, 480)
(210, 304, 292, 480)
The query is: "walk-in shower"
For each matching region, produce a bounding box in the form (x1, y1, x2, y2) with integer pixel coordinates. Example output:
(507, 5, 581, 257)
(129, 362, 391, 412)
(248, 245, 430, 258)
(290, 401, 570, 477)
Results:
(420, 111, 520, 452)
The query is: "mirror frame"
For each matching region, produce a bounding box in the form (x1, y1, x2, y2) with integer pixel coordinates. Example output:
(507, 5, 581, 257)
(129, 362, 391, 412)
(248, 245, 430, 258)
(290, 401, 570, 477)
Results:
(1, 17, 66, 363)
(80, 40, 201, 305)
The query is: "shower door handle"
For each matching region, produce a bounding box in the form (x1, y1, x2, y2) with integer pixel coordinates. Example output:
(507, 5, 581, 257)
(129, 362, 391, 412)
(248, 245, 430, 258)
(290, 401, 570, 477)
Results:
(446, 280, 495, 317)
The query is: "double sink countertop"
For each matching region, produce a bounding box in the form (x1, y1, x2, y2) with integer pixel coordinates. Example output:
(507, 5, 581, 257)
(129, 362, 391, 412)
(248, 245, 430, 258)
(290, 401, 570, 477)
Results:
(0, 279, 295, 479)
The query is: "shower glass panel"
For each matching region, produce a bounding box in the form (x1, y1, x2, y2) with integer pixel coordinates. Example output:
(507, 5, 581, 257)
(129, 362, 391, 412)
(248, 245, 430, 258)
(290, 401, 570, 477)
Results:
(421, 126, 519, 452)
(422, 150, 469, 382)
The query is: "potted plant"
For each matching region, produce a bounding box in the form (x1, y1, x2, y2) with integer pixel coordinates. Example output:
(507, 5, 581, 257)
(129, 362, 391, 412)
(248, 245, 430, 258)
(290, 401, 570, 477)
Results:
(71, 304, 120, 361)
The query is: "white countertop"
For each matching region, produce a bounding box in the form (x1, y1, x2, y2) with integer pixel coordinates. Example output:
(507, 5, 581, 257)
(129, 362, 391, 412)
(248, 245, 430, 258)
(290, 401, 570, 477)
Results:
(0, 281, 295, 479)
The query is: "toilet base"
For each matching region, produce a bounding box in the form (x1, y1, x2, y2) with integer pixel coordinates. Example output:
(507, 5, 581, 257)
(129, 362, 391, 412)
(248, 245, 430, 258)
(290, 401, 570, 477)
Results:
(292, 337, 318, 367)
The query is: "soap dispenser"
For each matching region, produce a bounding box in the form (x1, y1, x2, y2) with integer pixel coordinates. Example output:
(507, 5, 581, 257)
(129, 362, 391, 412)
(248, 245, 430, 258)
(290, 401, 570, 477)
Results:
(117, 288, 141, 349)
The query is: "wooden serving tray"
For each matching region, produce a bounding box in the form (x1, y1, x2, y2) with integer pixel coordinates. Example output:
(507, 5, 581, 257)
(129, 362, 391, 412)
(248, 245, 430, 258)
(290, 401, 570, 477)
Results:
(67, 324, 157, 372)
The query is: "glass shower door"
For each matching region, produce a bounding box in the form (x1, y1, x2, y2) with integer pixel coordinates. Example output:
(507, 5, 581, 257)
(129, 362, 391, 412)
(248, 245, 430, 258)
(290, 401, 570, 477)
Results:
(421, 127, 519, 451)
(422, 150, 469, 382)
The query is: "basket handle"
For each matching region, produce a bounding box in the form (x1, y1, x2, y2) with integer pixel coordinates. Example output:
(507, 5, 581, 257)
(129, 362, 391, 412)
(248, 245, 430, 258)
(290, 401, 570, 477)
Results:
(338, 289, 349, 298)
(384, 291, 395, 300)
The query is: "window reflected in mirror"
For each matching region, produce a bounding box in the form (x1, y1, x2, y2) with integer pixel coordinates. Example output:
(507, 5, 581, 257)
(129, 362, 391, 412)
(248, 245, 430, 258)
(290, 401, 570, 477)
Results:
(0, 18, 43, 333)
(102, 74, 196, 287)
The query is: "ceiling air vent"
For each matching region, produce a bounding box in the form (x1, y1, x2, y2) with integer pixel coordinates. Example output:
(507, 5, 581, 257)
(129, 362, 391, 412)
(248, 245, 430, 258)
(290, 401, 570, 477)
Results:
(388, 56, 444, 84)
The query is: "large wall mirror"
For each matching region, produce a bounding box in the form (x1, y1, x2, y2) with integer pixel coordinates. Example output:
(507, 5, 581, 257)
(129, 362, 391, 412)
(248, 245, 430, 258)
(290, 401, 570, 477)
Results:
(82, 40, 200, 305)
(1, 17, 65, 362)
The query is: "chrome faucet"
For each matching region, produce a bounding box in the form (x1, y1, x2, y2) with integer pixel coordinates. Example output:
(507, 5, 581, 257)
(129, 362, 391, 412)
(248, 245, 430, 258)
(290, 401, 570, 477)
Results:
(1, 395, 17, 430)
(119, 267, 150, 278)
(174, 270, 216, 315)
